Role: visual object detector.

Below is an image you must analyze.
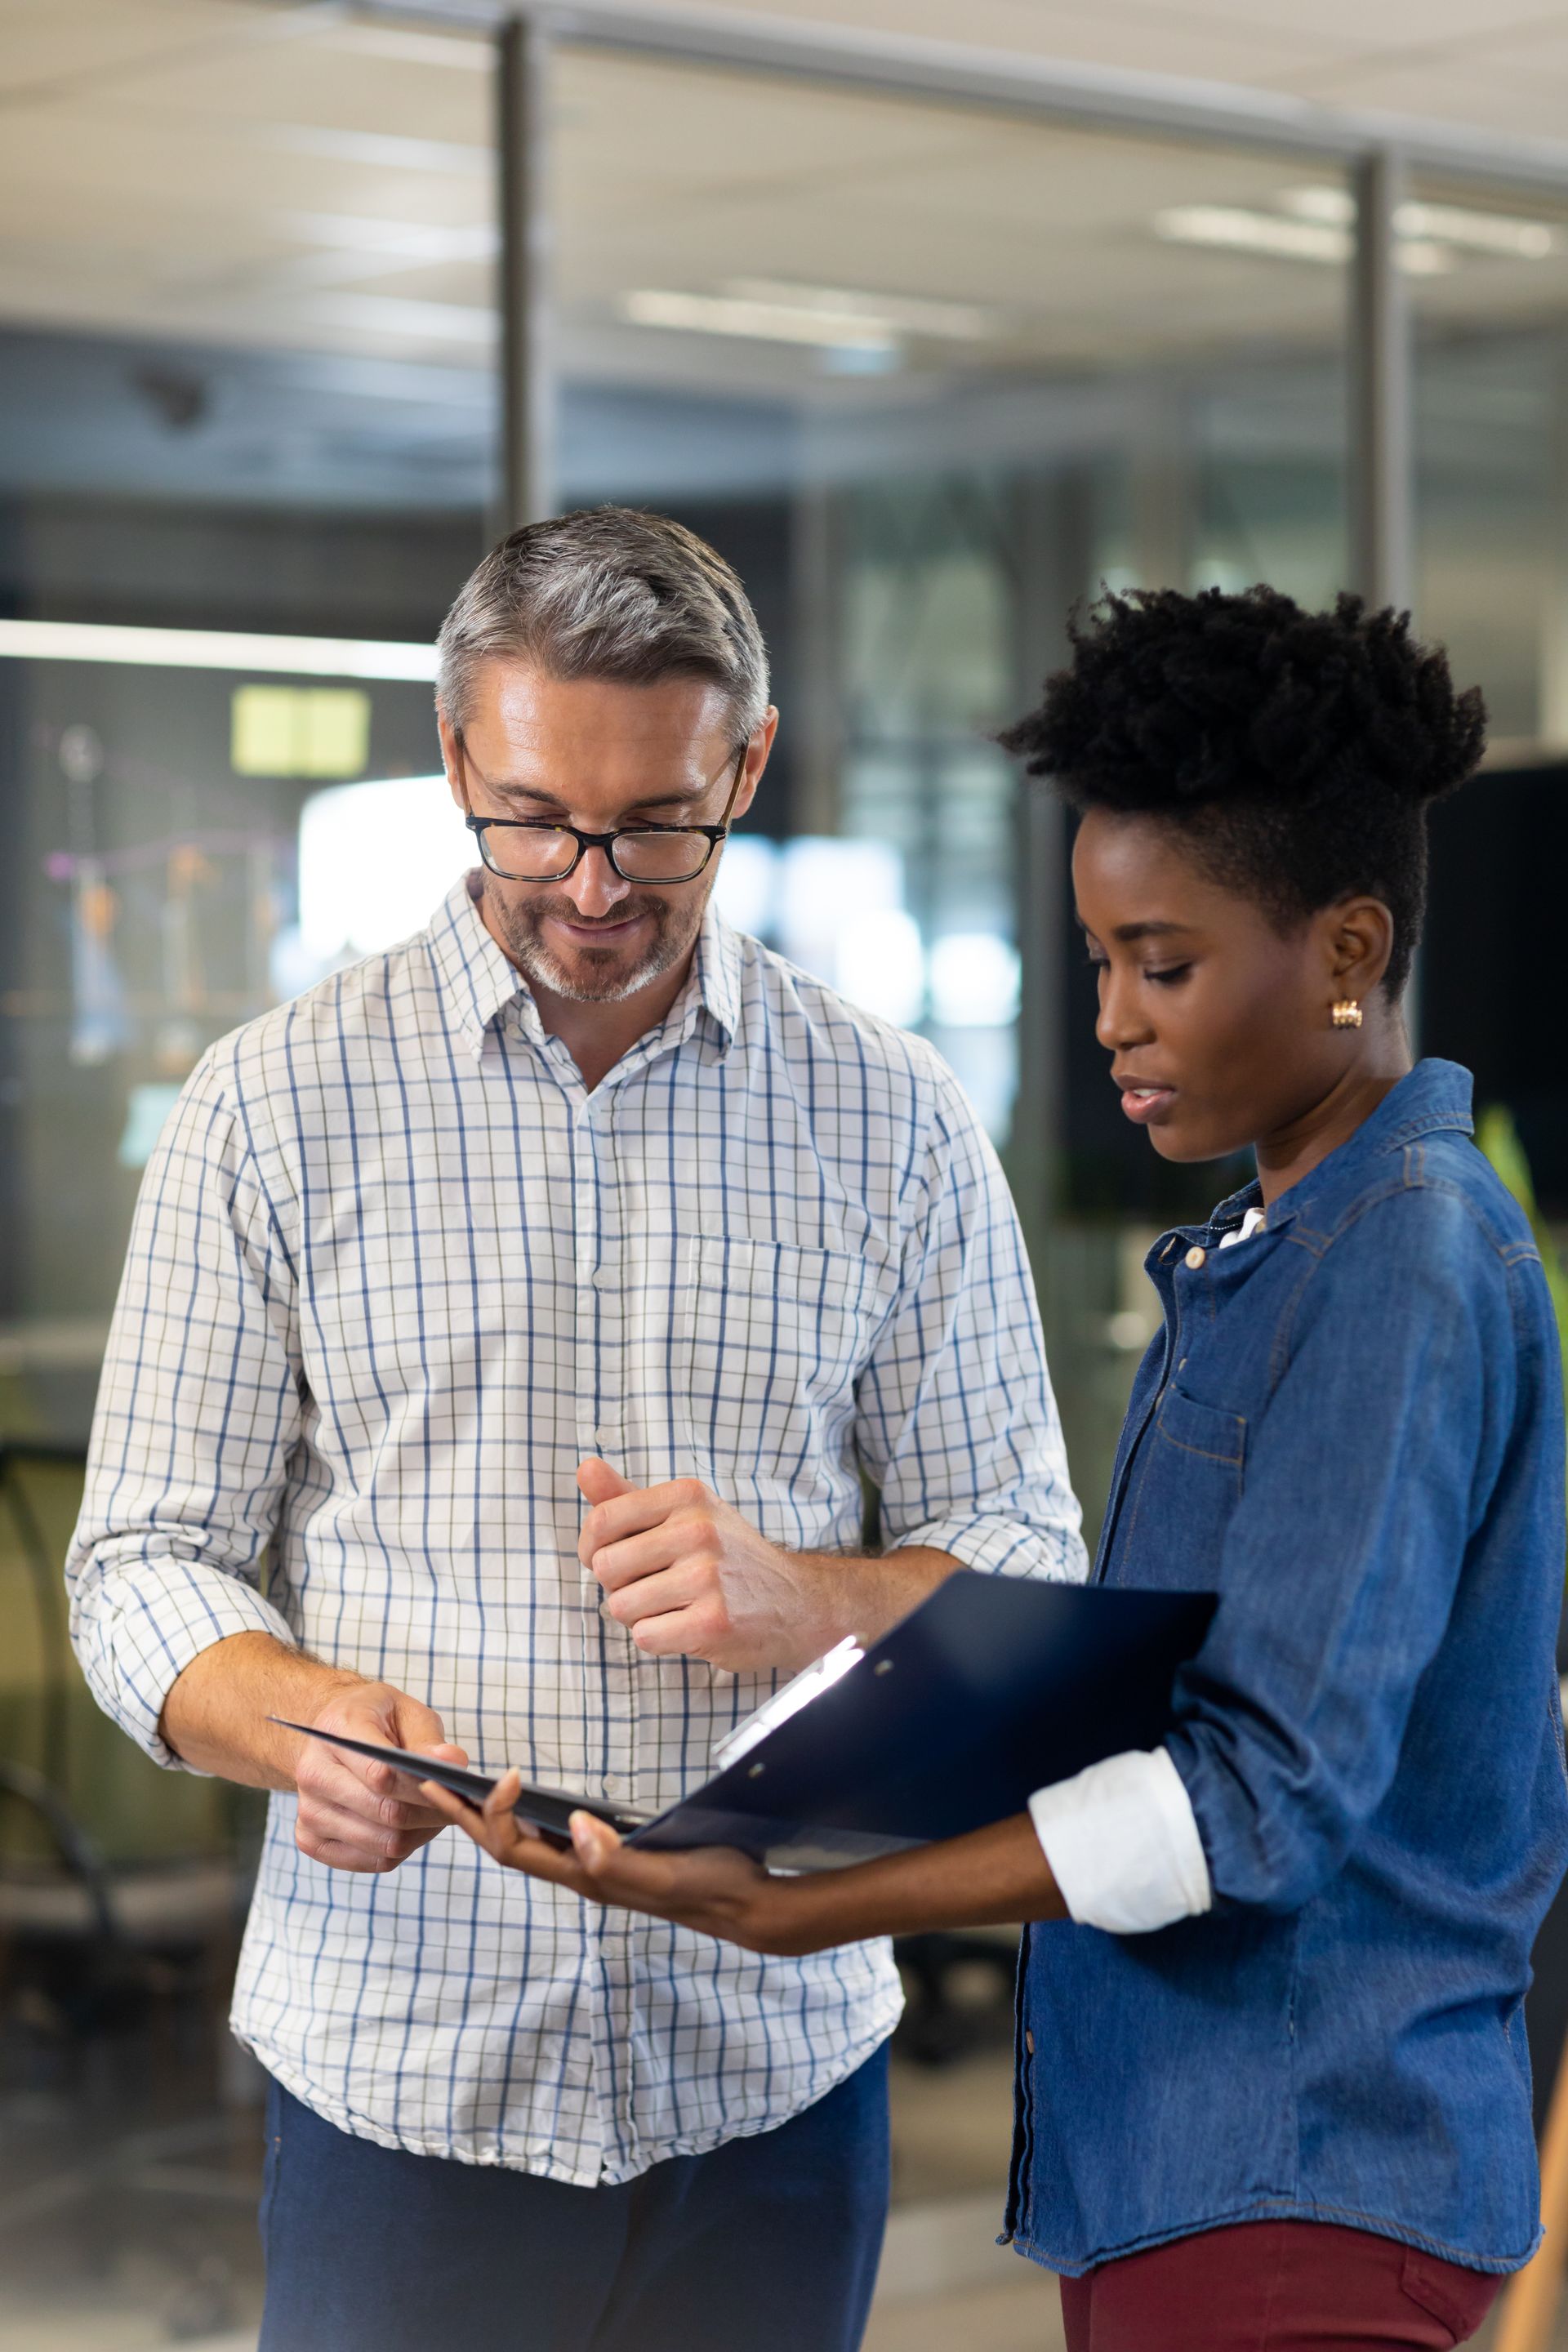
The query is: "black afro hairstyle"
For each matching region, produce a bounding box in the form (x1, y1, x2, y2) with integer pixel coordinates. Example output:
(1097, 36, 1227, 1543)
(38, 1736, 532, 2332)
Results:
(1000, 585, 1487, 997)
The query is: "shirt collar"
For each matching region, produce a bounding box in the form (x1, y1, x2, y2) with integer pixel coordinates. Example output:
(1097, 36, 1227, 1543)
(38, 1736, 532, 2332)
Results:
(426, 875, 743, 1063)
(1248, 1058, 1475, 1237)
(1156, 1058, 1476, 1262)
(692, 902, 742, 1051)
(426, 872, 528, 1059)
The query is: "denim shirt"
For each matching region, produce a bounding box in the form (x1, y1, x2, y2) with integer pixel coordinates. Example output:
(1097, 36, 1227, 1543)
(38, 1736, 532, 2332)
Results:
(1009, 1060, 1568, 2276)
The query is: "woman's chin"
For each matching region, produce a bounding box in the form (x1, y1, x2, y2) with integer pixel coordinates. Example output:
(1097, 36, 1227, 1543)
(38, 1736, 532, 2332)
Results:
(1146, 1116, 1244, 1166)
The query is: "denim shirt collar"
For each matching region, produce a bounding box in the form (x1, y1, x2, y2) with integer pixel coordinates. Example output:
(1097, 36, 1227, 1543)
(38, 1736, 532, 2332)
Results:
(1162, 1059, 1477, 1258)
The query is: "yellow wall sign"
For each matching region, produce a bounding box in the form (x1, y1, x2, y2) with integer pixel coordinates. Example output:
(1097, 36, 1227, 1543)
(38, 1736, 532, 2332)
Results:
(231, 684, 372, 778)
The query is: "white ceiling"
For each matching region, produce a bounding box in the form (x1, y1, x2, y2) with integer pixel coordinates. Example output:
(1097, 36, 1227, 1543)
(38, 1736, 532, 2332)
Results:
(2, 0, 1568, 401)
(573, 0, 1568, 144)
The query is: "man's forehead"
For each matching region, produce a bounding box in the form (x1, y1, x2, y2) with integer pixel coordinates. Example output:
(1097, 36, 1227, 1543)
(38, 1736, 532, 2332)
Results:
(476, 661, 733, 756)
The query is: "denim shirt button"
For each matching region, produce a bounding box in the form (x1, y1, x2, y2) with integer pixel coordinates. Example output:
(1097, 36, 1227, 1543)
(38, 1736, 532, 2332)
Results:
(1184, 1245, 1207, 1269)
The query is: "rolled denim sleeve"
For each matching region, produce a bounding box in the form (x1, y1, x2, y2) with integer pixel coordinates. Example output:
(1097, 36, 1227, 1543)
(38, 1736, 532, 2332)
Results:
(1167, 1188, 1516, 1914)
(854, 1067, 1086, 1584)
(65, 1050, 301, 1769)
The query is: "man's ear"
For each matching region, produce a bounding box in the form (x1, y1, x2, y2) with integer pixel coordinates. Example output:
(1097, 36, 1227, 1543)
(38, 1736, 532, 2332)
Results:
(1323, 894, 1395, 1004)
(732, 708, 779, 826)
(436, 708, 466, 813)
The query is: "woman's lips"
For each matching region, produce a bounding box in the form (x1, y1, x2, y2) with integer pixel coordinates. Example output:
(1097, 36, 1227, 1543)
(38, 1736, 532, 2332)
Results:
(1119, 1084, 1178, 1125)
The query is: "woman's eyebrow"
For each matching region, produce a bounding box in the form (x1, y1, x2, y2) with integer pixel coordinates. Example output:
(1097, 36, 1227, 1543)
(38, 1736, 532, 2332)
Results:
(1111, 920, 1195, 943)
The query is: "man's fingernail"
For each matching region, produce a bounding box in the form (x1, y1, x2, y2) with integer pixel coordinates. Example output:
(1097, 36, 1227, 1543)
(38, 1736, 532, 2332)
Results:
(569, 1812, 604, 1861)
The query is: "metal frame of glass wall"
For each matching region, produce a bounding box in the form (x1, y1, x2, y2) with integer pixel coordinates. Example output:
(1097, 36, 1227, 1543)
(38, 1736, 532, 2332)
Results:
(442, 0, 1568, 607)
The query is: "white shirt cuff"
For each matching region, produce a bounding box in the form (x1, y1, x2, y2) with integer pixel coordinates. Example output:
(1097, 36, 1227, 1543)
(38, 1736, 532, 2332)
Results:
(1028, 1747, 1212, 1935)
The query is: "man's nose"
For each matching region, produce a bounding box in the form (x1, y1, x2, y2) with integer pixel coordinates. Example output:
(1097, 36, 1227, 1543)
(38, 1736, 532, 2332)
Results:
(562, 845, 631, 916)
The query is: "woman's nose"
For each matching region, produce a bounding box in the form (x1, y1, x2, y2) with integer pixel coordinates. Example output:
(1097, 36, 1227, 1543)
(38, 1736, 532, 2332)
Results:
(1095, 968, 1152, 1054)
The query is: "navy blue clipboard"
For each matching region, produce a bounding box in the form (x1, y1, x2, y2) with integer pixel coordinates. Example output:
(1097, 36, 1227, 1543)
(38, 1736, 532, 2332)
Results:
(273, 1573, 1214, 1873)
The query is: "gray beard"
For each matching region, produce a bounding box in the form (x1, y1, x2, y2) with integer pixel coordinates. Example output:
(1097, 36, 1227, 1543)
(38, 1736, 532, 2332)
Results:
(484, 883, 699, 1005)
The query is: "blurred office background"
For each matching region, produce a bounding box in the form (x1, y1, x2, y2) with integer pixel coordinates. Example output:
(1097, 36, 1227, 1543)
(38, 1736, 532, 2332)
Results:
(2, 2, 1568, 2345)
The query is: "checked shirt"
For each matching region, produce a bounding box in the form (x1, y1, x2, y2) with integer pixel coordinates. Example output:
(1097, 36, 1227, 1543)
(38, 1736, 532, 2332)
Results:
(68, 875, 1085, 2181)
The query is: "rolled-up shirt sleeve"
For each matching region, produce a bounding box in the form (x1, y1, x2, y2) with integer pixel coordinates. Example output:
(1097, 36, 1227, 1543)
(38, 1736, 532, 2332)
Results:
(854, 1066, 1086, 1584)
(65, 1049, 301, 1770)
(1030, 1748, 1213, 1933)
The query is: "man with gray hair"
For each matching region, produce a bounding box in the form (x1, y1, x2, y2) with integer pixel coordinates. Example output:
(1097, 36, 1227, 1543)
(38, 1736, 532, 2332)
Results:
(68, 507, 1083, 2352)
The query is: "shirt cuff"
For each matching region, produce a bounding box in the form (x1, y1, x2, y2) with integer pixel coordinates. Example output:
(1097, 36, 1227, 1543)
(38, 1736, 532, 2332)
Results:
(70, 1557, 299, 1771)
(884, 1512, 1089, 1584)
(1028, 1747, 1213, 1934)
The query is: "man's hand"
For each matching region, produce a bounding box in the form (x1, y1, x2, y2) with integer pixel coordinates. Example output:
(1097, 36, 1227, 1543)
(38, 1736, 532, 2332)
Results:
(577, 1459, 849, 1674)
(158, 1632, 469, 1876)
(291, 1683, 470, 1874)
(577, 1459, 960, 1674)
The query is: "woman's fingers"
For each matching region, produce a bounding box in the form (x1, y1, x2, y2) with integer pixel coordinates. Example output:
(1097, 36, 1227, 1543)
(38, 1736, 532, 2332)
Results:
(419, 1775, 586, 1887)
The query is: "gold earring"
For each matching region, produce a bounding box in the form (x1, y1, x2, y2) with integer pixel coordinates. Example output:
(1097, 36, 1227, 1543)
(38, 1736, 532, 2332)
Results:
(1331, 1000, 1363, 1030)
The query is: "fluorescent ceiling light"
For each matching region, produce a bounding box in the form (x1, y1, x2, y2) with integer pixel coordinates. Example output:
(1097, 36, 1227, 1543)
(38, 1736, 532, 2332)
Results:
(1404, 201, 1557, 258)
(1154, 207, 1350, 265)
(284, 214, 497, 262)
(1155, 205, 1452, 274)
(725, 278, 996, 341)
(270, 127, 488, 176)
(0, 618, 437, 681)
(294, 293, 497, 344)
(1283, 185, 1557, 257)
(620, 290, 899, 352)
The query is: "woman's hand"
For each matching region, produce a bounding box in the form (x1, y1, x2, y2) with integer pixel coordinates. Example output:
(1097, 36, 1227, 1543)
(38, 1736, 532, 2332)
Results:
(421, 1772, 1067, 1952)
(419, 1772, 824, 1954)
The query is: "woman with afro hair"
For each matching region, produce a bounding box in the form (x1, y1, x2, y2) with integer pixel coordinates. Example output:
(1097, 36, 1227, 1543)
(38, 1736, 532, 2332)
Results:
(424, 586, 1568, 2351)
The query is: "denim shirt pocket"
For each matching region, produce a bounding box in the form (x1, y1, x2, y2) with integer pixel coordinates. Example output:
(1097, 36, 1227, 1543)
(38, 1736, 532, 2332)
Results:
(1156, 1386, 1247, 1481)
(1119, 1386, 1248, 1581)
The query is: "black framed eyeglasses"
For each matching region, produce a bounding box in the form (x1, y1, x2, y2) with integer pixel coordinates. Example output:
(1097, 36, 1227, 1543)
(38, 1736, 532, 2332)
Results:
(457, 738, 748, 885)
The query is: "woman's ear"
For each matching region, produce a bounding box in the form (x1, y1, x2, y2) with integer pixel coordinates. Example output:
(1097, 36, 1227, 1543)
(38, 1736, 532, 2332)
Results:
(1323, 895, 1395, 1005)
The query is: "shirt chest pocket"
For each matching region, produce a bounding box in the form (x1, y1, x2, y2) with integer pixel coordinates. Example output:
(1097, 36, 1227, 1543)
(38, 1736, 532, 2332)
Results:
(679, 1237, 885, 1494)
(1119, 1384, 1249, 1582)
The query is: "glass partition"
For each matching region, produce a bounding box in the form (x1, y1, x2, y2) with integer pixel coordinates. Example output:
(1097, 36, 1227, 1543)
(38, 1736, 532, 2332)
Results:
(1410, 176, 1568, 746)
(554, 47, 1352, 1192)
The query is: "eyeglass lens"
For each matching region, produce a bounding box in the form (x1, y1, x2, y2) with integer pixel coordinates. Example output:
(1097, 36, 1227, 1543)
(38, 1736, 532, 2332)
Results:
(479, 828, 713, 884)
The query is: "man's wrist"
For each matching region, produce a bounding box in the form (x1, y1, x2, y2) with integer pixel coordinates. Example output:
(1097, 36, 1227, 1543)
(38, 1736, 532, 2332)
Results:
(805, 1544, 959, 1651)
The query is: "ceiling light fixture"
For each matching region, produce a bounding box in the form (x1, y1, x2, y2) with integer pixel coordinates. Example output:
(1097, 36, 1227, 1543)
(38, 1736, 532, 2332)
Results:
(1153, 207, 1351, 265)
(1155, 204, 1454, 274)
(619, 289, 901, 354)
(724, 278, 996, 341)
(1284, 185, 1557, 257)
(0, 619, 436, 682)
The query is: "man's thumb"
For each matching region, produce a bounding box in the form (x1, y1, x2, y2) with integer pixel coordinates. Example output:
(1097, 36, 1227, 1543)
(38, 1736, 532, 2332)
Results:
(577, 1456, 632, 1507)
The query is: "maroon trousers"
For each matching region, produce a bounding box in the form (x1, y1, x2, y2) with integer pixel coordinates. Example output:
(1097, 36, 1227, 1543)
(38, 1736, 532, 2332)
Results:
(1058, 2221, 1503, 2351)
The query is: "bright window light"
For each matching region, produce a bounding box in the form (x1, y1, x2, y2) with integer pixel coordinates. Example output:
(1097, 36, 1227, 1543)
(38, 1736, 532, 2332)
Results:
(0, 617, 437, 681)
(777, 837, 902, 975)
(835, 907, 925, 1027)
(711, 835, 780, 938)
(929, 932, 1022, 1028)
(294, 774, 470, 976)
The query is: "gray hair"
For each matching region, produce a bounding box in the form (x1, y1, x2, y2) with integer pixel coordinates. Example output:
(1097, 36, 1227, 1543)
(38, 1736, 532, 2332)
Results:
(435, 506, 770, 744)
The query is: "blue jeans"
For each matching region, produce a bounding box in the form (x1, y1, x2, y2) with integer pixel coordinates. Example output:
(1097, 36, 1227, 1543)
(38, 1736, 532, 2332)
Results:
(257, 2045, 889, 2352)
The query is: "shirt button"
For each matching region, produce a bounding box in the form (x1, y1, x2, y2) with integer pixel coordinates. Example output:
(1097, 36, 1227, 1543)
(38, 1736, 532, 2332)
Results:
(1184, 1246, 1207, 1270)
(1025, 2030, 1036, 2056)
